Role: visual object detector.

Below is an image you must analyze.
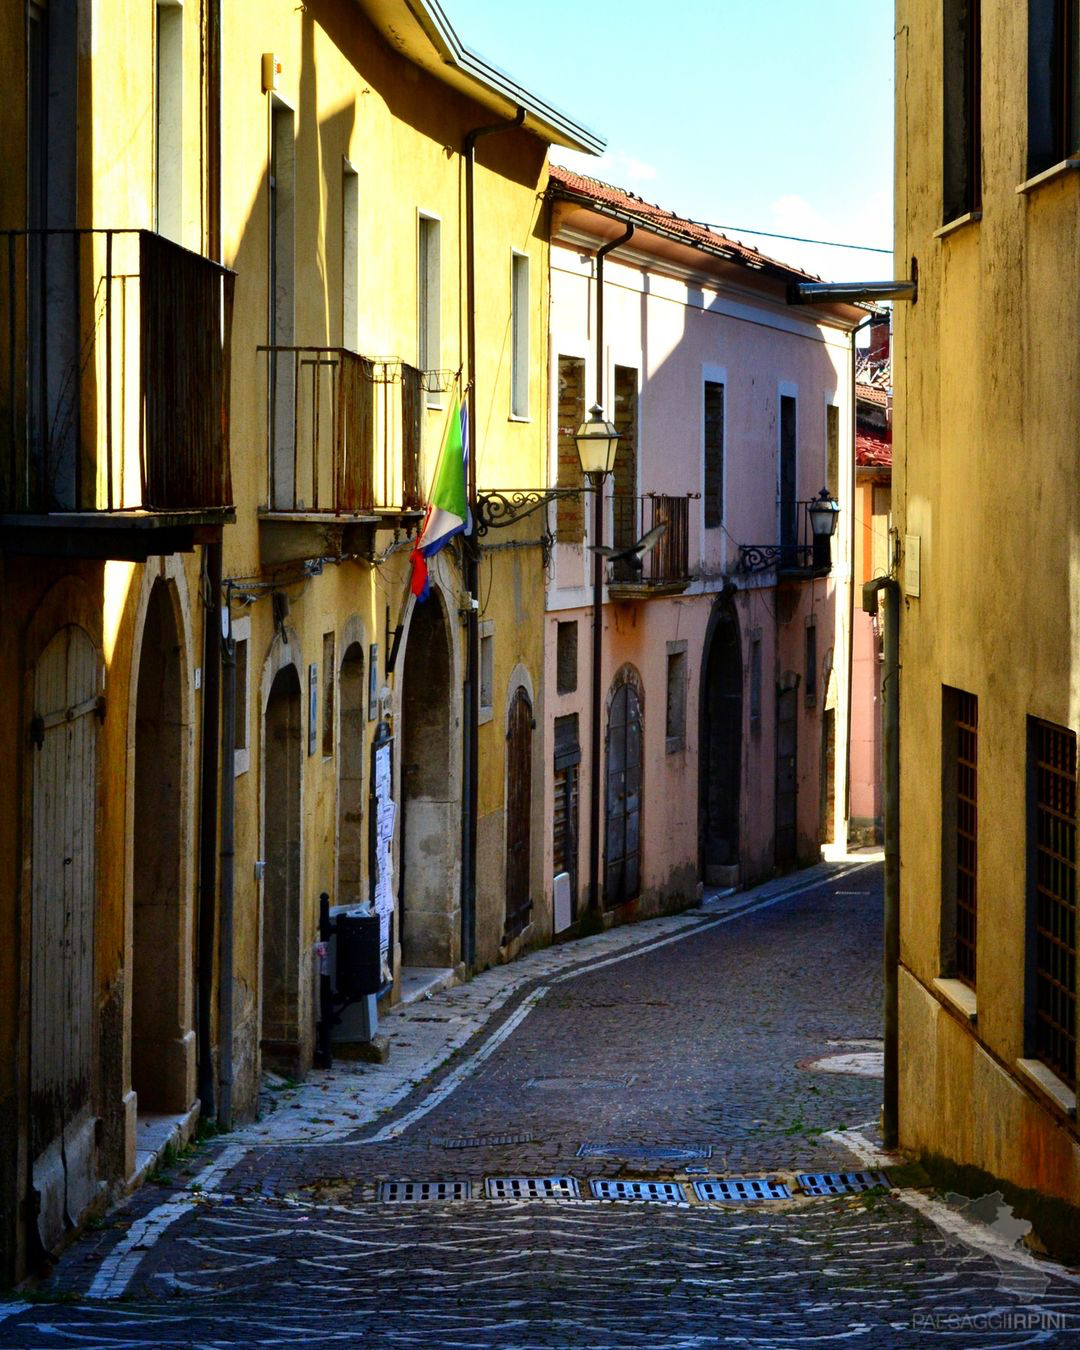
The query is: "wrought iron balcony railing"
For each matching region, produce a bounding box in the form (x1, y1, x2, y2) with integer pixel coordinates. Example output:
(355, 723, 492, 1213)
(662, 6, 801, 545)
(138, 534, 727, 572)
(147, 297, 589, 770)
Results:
(1, 228, 234, 514)
(260, 347, 423, 516)
(738, 499, 833, 576)
(608, 492, 694, 592)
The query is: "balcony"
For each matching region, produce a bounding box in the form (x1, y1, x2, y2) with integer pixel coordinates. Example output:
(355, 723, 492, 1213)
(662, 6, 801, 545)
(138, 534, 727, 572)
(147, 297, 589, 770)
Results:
(258, 348, 425, 565)
(1, 229, 235, 560)
(606, 493, 694, 599)
(737, 499, 834, 580)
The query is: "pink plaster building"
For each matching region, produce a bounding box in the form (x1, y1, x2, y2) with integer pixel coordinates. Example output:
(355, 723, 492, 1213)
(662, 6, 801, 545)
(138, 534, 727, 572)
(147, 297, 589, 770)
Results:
(543, 168, 864, 926)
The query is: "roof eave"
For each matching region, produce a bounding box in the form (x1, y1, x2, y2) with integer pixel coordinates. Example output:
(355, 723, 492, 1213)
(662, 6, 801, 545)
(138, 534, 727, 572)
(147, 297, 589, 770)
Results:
(355, 0, 605, 154)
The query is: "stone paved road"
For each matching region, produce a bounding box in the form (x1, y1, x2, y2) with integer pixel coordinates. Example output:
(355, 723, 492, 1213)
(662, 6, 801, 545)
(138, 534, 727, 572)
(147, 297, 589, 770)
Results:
(4, 863, 1080, 1348)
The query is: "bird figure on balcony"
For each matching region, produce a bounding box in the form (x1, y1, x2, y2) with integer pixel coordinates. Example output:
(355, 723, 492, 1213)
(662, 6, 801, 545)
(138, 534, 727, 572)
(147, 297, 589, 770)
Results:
(589, 520, 667, 570)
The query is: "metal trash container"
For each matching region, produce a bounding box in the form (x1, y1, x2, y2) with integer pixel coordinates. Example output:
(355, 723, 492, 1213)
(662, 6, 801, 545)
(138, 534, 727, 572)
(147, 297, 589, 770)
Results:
(335, 911, 382, 1000)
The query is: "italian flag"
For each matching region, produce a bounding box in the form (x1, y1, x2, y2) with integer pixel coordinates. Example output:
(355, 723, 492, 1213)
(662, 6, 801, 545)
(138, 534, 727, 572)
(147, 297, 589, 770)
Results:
(409, 397, 471, 601)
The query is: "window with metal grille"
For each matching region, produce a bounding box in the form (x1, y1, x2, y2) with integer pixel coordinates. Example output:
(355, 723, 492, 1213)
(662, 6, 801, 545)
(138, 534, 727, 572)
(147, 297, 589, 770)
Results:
(1028, 718, 1077, 1089)
(942, 687, 978, 987)
(556, 621, 577, 695)
(703, 381, 724, 528)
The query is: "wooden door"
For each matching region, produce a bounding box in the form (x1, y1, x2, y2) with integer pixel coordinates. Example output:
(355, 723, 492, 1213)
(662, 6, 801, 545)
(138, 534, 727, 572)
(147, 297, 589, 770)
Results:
(31, 624, 100, 1252)
(775, 683, 798, 864)
(702, 614, 742, 878)
(605, 681, 642, 908)
(504, 687, 533, 937)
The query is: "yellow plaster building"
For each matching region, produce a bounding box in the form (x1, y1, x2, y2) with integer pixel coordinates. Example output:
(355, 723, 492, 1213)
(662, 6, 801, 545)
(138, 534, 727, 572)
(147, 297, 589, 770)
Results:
(0, 0, 598, 1284)
(894, 0, 1080, 1239)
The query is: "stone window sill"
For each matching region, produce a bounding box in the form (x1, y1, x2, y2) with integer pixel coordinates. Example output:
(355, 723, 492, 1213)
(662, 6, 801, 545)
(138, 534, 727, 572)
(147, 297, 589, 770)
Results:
(933, 976, 977, 1023)
(1016, 158, 1080, 195)
(933, 210, 982, 239)
(1016, 1058, 1077, 1118)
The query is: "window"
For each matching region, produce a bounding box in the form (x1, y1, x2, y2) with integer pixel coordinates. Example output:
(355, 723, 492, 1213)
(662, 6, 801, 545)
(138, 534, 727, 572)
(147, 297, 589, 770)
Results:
(556, 621, 578, 695)
(804, 620, 818, 707)
(156, 1, 183, 243)
(704, 380, 725, 529)
(269, 100, 295, 509)
(750, 628, 763, 733)
(308, 663, 318, 757)
(556, 356, 586, 543)
(511, 252, 529, 418)
(666, 647, 687, 752)
(342, 161, 359, 350)
(826, 403, 840, 502)
(479, 621, 494, 721)
(1028, 0, 1080, 176)
(943, 0, 981, 222)
(553, 714, 581, 911)
(322, 632, 336, 758)
(942, 687, 978, 987)
(779, 394, 798, 559)
(1027, 718, 1077, 1089)
(612, 366, 639, 564)
(418, 214, 441, 401)
(232, 616, 250, 776)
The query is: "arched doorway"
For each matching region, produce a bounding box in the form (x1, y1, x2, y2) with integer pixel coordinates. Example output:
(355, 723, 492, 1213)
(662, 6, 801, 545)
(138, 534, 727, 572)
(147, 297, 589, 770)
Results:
(262, 664, 303, 1070)
(504, 685, 533, 938)
(604, 668, 643, 909)
(700, 605, 742, 884)
(400, 597, 454, 968)
(132, 581, 189, 1112)
(30, 623, 100, 1252)
(337, 643, 365, 906)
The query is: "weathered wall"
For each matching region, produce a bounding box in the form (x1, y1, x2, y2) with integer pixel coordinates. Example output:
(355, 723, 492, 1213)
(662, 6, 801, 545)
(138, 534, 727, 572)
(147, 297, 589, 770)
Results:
(895, 1, 1080, 1202)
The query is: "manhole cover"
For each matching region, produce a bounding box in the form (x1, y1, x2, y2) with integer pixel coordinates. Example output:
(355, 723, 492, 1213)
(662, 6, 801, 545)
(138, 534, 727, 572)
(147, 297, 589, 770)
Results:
(694, 1177, 790, 1203)
(486, 1177, 580, 1200)
(379, 1181, 471, 1203)
(436, 1133, 538, 1149)
(796, 1171, 890, 1196)
(527, 1075, 636, 1090)
(590, 1179, 686, 1205)
(800, 1052, 884, 1077)
(577, 1143, 713, 1162)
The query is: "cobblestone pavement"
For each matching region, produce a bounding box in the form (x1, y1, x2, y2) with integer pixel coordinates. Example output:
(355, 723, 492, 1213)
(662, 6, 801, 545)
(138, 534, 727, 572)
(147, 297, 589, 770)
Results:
(5, 861, 1080, 1348)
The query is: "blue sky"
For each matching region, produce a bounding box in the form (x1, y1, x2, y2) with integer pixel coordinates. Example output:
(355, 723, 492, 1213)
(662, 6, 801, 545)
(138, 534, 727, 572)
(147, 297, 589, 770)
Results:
(446, 0, 894, 281)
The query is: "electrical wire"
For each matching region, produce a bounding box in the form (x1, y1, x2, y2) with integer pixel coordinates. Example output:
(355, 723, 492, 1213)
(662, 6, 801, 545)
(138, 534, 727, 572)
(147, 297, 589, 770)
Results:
(689, 221, 892, 255)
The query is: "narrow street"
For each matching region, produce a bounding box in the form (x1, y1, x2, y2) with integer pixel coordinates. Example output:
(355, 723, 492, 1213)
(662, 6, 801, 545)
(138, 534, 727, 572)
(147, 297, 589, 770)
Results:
(4, 863, 1079, 1348)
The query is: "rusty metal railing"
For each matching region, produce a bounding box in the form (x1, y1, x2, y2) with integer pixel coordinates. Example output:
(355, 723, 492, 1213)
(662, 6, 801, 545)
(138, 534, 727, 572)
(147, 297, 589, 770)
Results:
(261, 348, 422, 514)
(1, 228, 234, 513)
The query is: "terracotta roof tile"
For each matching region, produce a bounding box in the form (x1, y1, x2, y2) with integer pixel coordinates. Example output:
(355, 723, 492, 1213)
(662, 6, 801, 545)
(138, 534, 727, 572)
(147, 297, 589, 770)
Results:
(857, 431, 892, 468)
(548, 164, 823, 282)
(856, 382, 889, 407)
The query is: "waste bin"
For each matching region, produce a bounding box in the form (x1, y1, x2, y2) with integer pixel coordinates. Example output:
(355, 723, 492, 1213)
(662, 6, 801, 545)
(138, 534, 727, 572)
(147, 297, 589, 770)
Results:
(335, 911, 382, 1000)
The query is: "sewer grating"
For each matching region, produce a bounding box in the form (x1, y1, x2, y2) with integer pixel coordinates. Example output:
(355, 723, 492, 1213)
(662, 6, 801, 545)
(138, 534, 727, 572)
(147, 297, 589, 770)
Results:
(590, 1179, 687, 1205)
(436, 1133, 538, 1150)
(577, 1143, 713, 1162)
(694, 1177, 790, 1204)
(379, 1181, 471, 1203)
(795, 1171, 891, 1196)
(486, 1176, 580, 1201)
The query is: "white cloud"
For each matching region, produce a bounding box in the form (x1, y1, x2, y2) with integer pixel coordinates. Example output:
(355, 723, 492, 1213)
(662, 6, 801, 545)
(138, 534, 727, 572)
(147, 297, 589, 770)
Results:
(550, 144, 659, 192)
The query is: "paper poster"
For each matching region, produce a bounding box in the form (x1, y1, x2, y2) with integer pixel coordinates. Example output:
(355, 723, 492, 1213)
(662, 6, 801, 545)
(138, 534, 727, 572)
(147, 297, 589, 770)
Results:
(372, 741, 395, 955)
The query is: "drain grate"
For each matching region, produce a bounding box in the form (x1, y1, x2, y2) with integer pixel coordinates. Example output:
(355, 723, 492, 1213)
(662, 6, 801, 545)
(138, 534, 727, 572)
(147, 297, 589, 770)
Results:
(379, 1181, 471, 1203)
(436, 1133, 538, 1150)
(590, 1179, 686, 1205)
(486, 1176, 580, 1201)
(796, 1171, 891, 1196)
(694, 1177, 790, 1204)
(577, 1143, 713, 1162)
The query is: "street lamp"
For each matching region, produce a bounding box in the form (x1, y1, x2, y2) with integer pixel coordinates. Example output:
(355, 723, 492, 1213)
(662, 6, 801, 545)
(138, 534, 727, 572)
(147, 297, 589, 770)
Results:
(575, 404, 620, 918)
(808, 486, 840, 570)
(575, 403, 620, 479)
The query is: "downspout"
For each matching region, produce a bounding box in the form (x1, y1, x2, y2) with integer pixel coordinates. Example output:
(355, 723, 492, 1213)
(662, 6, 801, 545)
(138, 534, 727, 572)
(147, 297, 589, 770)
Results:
(863, 574, 900, 1148)
(845, 312, 875, 838)
(587, 223, 634, 914)
(461, 106, 525, 972)
(218, 602, 236, 1129)
(196, 0, 222, 1121)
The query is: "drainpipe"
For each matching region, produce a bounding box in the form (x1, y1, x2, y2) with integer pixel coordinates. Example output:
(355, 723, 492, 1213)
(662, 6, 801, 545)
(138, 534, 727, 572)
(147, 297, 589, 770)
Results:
(864, 574, 900, 1148)
(218, 606, 236, 1130)
(845, 312, 876, 836)
(196, 0, 223, 1121)
(587, 223, 634, 914)
(461, 106, 525, 972)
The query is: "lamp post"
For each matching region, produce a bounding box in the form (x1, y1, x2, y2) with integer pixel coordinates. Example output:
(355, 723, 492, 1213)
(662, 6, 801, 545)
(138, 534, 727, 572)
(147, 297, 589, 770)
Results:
(808, 486, 841, 570)
(576, 403, 620, 915)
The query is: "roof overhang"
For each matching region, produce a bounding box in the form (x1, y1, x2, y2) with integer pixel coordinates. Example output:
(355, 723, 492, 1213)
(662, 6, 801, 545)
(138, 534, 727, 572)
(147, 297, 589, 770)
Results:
(354, 0, 604, 154)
